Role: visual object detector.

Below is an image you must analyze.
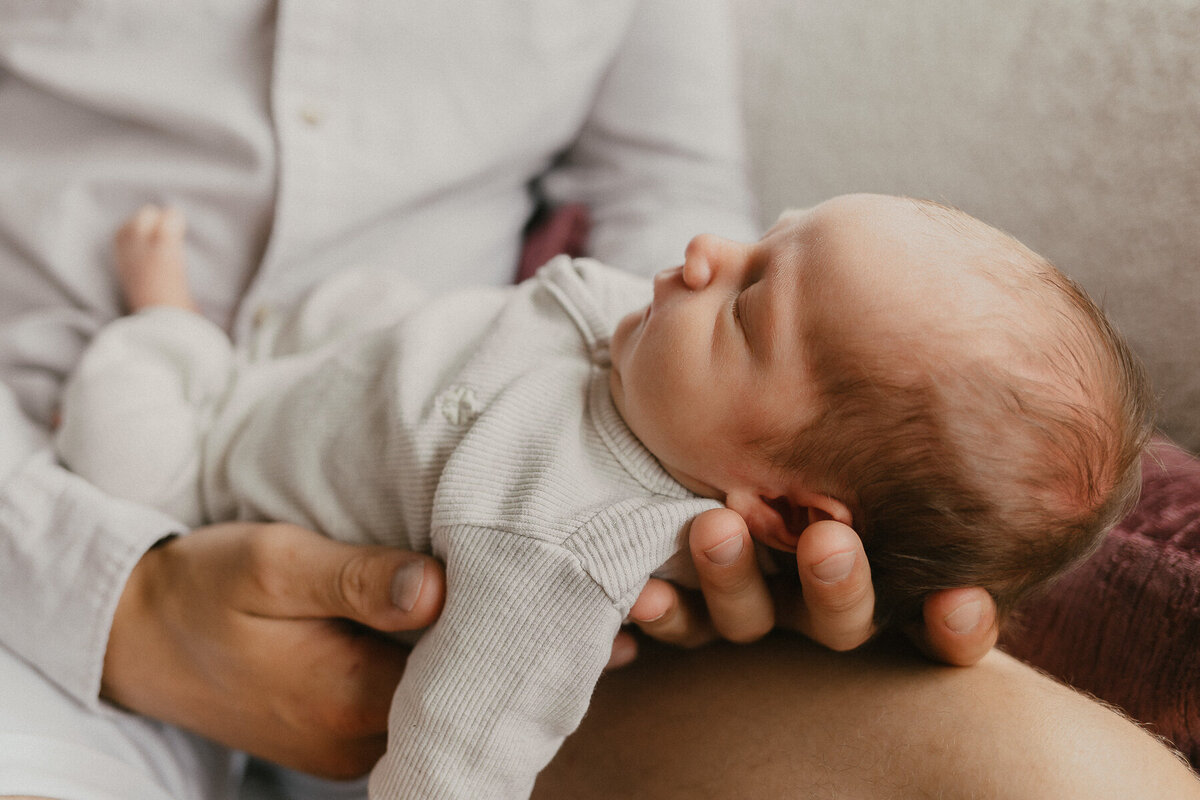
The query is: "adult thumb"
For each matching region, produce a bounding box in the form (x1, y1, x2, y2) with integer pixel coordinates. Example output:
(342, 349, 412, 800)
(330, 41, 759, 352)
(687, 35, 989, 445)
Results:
(331, 546, 446, 632)
(234, 524, 445, 632)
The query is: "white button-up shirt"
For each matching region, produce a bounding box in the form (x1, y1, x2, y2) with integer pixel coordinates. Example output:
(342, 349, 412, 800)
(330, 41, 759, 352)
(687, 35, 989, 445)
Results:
(0, 1, 755, 707)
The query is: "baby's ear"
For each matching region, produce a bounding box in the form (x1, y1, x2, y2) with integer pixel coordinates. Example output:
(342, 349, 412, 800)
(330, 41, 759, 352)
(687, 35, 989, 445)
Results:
(725, 489, 852, 549)
(804, 494, 853, 528)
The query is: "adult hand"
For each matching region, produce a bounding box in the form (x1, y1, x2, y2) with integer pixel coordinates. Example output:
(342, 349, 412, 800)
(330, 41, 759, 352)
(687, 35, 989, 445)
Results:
(102, 522, 445, 780)
(629, 508, 999, 667)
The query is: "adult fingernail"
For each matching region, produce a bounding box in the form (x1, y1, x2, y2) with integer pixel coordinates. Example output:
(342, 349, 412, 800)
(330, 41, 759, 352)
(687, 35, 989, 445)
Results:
(944, 600, 983, 635)
(631, 608, 666, 624)
(811, 551, 855, 584)
(390, 561, 425, 612)
(704, 533, 744, 566)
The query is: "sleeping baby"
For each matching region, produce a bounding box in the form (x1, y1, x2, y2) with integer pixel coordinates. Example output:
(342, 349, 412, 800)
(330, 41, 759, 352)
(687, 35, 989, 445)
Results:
(55, 193, 1152, 798)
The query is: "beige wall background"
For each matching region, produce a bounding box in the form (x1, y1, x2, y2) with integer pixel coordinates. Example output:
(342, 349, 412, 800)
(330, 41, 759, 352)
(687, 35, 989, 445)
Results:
(733, 0, 1200, 452)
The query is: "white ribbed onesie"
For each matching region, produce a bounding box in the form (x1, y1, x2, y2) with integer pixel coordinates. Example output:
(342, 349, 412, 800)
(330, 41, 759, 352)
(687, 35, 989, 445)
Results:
(56, 256, 718, 799)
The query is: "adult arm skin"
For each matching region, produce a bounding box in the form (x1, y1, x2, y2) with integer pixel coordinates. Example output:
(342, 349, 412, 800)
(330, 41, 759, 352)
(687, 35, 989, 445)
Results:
(535, 635, 1200, 799)
(629, 507, 1000, 666)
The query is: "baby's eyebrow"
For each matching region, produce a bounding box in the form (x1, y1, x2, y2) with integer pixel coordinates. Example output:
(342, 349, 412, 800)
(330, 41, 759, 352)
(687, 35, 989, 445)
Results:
(768, 247, 819, 365)
(745, 279, 782, 367)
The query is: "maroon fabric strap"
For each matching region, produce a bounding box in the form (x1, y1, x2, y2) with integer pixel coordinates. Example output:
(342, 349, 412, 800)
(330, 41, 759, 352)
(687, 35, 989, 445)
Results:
(1001, 437, 1200, 768)
(516, 203, 591, 283)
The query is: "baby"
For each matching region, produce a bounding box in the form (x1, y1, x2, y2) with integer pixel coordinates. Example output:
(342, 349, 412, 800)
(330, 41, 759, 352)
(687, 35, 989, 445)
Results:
(56, 194, 1152, 798)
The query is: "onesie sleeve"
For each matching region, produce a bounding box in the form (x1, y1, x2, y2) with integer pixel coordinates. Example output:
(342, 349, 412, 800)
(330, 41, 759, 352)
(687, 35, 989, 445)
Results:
(368, 526, 623, 800)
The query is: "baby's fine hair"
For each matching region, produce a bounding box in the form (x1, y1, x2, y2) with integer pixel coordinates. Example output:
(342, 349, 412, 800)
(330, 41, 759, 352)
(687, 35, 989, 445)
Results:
(767, 199, 1154, 631)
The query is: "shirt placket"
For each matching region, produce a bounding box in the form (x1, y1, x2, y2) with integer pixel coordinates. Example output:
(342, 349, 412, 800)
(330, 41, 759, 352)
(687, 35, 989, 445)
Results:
(235, 0, 343, 345)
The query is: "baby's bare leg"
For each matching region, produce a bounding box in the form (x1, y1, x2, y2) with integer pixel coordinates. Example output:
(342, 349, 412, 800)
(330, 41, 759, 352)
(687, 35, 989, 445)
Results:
(115, 205, 197, 312)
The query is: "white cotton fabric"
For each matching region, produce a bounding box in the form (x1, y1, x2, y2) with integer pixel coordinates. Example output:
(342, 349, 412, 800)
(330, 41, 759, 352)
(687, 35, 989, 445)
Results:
(0, 643, 242, 800)
(56, 257, 719, 798)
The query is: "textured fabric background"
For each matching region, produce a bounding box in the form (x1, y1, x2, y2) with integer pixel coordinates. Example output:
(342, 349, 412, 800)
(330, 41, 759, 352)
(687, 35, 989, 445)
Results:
(734, 0, 1200, 452)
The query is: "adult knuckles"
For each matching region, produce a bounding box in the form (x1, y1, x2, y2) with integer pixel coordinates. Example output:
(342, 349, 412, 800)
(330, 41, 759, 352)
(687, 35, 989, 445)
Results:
(311, 691, 383, 740)
(239, 524, 306, 604)
(715, 614, 773, 644)
(335, 551, 378, 619)
(301, 739, 383, 782)
(820, 628, 871, 652)
(703, 565, 761, 596)
(803, 585, 875, 651)
(807, 576, 873, 617)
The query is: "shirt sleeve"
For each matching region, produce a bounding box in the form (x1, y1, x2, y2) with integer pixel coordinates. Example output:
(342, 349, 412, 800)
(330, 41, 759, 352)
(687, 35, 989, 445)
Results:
(537, 0, 760, 276)
(368, 526, 624, 800)
(0, 315, 183, 707)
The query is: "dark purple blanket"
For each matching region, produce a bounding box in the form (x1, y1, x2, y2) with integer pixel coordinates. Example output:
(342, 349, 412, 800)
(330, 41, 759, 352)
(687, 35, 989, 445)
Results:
(1001, 438, 1200, 768)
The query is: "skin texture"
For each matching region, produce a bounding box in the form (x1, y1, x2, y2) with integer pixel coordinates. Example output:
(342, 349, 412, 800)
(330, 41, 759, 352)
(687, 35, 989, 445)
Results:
(613, 195, 1020, 659)
(534, 635, 1200, 800)
(608, 194, 1021, 557)
(608, 219, 848, 549)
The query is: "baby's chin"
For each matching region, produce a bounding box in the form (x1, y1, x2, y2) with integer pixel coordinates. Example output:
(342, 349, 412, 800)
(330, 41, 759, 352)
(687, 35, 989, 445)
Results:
(609, 304, 648, 362)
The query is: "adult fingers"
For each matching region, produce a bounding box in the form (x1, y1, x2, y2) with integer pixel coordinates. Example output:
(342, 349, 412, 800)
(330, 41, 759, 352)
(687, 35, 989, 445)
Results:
(628, 577, 716, 649)
(606, 629, 639, 670)
(229, 523, 446, 632)
(911, 587, 1000, 666)
(790, 520, 877, 651)
(687, 507, 774, 643)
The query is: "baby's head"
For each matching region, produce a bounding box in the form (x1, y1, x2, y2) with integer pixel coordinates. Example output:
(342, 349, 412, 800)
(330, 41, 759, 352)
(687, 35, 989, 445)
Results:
(609, 193, 1153, 630)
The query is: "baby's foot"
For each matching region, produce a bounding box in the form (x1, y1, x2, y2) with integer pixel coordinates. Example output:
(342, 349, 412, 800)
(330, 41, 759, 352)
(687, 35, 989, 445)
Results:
(115, 205, 196, 312)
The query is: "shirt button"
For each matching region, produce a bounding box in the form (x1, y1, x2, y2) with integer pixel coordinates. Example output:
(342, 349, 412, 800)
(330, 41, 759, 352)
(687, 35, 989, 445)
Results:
(252, 305, 272, 327)
(299, 104, 324, 126)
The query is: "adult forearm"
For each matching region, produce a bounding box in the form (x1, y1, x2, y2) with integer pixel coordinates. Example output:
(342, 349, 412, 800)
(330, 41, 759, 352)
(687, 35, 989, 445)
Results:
(536, 635, 1200, 799)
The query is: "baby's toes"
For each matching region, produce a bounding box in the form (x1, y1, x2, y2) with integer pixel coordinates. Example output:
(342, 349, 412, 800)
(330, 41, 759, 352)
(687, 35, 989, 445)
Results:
(116, 204, 163, 249)
(156, 206, 186, 241)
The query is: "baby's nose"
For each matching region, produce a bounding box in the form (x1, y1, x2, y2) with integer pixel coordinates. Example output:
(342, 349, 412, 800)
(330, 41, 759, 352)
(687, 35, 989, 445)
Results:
(652, 266, 684, 300)
(681, 234, 723, 289)
(680, 257, 711, 290)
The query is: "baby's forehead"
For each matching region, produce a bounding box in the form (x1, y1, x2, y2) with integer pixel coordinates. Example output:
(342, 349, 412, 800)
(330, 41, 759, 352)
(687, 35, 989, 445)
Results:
(783, 197, 1065, 355)
(813, 198, 1040, 295)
